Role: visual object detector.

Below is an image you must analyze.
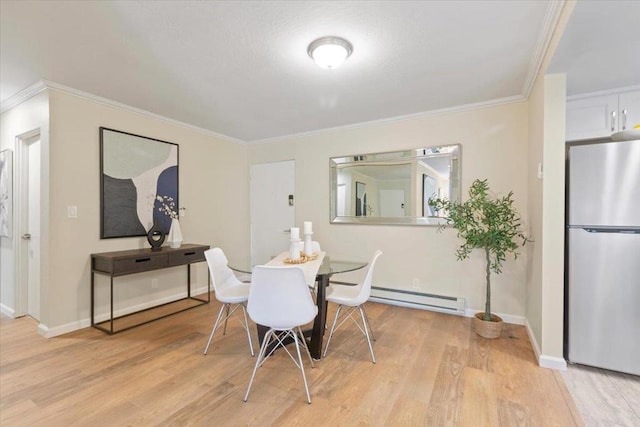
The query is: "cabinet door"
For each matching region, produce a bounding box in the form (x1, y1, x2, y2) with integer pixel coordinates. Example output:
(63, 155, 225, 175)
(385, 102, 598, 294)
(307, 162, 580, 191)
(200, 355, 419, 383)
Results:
(566, 94, 618, 141)
(619, 90, 640, 131)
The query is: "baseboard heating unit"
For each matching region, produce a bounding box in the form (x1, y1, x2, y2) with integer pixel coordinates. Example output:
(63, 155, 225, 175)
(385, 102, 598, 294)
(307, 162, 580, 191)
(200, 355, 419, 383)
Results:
(369, 286, 466, 315)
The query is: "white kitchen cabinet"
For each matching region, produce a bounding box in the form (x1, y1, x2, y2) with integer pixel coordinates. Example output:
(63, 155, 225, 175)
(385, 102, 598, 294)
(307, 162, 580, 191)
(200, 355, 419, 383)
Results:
(566, 89, 640, 141)
(619, 91, 640, 132)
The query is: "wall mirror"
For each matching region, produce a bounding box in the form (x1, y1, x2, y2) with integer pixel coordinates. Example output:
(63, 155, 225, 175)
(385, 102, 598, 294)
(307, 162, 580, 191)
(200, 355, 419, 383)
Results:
(330, 144, 461, 225)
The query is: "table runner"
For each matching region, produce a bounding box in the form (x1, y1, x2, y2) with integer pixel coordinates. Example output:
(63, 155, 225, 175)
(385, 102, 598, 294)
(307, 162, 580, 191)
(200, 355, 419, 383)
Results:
(266, 251, 326, 287)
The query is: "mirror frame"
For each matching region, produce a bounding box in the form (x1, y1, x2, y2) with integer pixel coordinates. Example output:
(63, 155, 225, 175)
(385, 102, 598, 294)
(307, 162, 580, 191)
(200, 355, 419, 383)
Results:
(330, 144, 461, 225)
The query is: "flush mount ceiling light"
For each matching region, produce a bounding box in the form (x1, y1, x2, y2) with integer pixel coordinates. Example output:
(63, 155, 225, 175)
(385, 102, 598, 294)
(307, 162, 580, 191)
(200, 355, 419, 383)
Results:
(307, 36, 353, 69)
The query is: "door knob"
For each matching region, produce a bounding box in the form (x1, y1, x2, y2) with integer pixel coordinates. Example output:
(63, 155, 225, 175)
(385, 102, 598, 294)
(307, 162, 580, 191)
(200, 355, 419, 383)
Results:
(21, 234, 31, 240)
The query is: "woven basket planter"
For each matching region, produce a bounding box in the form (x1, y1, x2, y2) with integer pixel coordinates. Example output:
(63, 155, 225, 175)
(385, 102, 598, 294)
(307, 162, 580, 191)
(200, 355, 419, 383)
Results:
(473, 312, 503, 339)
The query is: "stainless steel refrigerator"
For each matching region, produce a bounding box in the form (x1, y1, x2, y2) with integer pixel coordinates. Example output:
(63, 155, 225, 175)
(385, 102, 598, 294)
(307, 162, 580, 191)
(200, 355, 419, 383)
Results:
(566, 138, 640, 375)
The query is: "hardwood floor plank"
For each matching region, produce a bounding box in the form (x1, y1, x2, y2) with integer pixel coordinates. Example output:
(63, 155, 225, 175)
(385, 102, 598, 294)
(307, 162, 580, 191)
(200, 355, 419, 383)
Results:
(458, 367, 499, 426)
(425, 344, 468, 426)
(497, 399, 531, 427)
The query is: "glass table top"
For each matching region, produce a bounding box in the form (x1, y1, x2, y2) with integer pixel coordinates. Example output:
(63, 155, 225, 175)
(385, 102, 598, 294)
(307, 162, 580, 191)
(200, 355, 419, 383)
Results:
(228, 255, 367, 276)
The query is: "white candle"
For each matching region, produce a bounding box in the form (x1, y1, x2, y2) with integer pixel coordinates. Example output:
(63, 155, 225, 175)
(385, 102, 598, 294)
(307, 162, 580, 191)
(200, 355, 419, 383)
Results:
(303, 221, 313, 234)
(290, 227, 300, 239)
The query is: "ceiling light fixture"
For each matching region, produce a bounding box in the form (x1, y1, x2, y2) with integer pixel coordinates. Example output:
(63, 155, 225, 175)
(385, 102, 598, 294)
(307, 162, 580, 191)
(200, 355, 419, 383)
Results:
(307, 36, 353, 69)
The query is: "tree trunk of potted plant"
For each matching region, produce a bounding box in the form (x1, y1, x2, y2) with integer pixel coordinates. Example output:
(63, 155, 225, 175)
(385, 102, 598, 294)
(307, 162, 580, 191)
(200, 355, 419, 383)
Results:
(473, 248, 503, 338)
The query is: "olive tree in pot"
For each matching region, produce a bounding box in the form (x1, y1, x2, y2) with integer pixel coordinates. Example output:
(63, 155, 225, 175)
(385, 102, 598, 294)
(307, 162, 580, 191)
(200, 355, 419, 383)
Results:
(429, 179, 529, 339)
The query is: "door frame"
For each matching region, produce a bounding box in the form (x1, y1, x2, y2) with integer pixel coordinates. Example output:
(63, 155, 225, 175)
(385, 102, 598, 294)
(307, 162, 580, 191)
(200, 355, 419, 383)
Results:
(14, 128, 46, 320)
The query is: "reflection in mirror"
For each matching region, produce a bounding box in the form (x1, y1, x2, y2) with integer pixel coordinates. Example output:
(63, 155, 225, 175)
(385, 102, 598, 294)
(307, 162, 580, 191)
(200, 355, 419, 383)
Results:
(330, 144, 461, 225)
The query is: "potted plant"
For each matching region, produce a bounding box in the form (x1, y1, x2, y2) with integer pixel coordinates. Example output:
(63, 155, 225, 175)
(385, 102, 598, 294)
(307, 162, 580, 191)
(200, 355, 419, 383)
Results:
(429, 179, 528, 339)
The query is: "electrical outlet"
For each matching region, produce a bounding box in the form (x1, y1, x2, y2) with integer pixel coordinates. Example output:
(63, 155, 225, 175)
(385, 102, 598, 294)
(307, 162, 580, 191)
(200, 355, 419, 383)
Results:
(67, 206, 78, 218)
(151, 279, 158, 289)
(412, 278, 420, 289)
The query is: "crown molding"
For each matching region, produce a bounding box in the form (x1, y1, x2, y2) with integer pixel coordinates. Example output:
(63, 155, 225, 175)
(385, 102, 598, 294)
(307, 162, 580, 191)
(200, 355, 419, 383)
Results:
(247, 94, 525, 145)
(0, 81, 48, 114)
(521, 0, 566, 98)
(42, 81, 244, 144)
(2, 80, 245, 144)
(4, 78, 535, 146)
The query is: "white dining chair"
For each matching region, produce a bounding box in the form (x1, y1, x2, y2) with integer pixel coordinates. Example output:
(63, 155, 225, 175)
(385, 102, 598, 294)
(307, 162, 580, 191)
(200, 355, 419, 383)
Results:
(244, 266, 317, 404)
(322, 250, 382, 363)
(203, 248, 254, 357)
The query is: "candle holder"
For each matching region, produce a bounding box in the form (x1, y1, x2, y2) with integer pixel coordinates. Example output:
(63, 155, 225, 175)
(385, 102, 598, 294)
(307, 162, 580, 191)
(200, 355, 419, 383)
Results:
(303, 232, 314, 256)
(289, 238, 302, 260)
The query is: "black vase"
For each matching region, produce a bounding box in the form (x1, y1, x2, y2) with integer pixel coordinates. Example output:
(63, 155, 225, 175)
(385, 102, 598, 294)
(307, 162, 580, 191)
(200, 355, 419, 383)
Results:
(146, 222, 165, 250)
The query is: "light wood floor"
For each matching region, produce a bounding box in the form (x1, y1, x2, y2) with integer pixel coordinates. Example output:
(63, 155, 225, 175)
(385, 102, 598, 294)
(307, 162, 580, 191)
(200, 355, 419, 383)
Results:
(562, 363, 640, 426)
(1, 298, 583, 426)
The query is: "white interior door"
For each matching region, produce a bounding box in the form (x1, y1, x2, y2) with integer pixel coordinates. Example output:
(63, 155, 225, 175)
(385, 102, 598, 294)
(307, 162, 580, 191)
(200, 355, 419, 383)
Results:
(337, 184, 346, 216)
(20, 135, 41, 320)
(250, 160, 295, 265)
(379, 189, 405, 216)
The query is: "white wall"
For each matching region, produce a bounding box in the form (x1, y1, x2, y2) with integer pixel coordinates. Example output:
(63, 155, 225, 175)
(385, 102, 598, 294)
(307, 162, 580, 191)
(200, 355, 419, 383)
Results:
(526, 74, 544, 347)
(2, 88, 250, 334)
(540, 74, 567, 360)
(0, 91, 50, 317)
(249, 101, 530, 319)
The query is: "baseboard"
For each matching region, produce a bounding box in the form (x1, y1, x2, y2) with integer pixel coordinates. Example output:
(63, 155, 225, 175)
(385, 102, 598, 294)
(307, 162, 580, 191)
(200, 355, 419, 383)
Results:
(525, 318, 567, 371)
(39, 285, 210, 338)
(525, 318, 542, 360)
(0, 303, 16, 318)
(369, 296, 466, 316)
(464, 308, 526, 326)
(539, 355, 567, 371)
(38, 321, 87, 338)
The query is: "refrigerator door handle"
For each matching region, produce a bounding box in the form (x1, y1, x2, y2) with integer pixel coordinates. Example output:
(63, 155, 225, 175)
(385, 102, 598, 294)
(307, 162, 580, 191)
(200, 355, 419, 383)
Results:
(583, 227, 640, 234)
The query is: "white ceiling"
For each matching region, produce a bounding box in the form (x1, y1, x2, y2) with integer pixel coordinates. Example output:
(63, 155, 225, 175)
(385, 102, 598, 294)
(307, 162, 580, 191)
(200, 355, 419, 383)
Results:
(548, 1, 640, 95)
(1, 1, 637, 143)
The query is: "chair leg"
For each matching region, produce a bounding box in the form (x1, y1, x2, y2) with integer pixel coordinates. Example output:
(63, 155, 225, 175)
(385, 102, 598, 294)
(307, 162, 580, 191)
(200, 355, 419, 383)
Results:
(323, 304, 376, 363)
(359, 306, 376, 364)
(244, 329, 274, 402)
(322, 305, 343, 357)
(362, 305, 376, 341)
(223, 304, 230, 335)
(292, 331, 312, 404)
(297, 327, 315, 368)
(203, 304, 227, 355)
(241, 303, 255, 356)
(205, 303, 253, 356)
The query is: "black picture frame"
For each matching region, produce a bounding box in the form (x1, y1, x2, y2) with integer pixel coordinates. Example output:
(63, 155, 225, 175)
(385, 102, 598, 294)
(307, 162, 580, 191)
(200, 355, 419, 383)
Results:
(355, 181, 366, 217)
(100, 127, 179, 239)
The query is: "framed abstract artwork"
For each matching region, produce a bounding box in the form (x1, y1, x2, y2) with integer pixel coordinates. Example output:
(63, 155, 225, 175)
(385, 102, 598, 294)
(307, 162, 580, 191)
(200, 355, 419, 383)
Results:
(100, 127, 179, 239)
(0, 149, 12, 237)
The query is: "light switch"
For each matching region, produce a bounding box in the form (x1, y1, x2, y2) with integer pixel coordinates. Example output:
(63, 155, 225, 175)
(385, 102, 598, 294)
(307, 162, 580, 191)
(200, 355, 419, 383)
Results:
(537, 162, 543, 180)
(67, 206, 78, 218)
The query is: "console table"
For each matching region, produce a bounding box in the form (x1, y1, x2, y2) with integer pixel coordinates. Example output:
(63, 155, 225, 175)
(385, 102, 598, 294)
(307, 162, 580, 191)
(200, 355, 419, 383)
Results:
(91, 243, 210, 334)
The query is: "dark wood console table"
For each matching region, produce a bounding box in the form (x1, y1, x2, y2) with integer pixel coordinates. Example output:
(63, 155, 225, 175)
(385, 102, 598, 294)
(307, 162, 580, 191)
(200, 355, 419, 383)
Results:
(91, 243, 210, 334)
